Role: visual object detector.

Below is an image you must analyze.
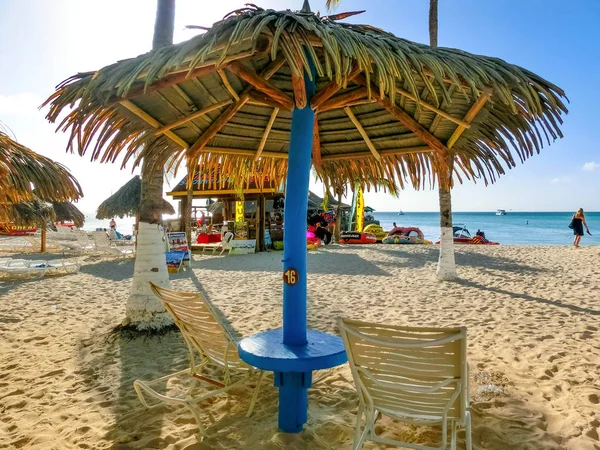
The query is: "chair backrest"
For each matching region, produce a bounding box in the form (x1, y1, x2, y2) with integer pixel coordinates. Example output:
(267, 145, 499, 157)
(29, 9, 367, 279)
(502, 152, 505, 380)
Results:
(149, 282, 251, 374)
(92, 231, 111, 248)
(337, 318, 468, 421)
(222, 232, 234, 250)
(76, 231, 91, 247)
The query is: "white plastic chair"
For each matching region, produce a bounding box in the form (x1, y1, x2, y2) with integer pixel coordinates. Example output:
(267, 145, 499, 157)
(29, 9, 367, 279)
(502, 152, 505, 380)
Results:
(219, 232, 234, 256)
(337, 318, 472, 450)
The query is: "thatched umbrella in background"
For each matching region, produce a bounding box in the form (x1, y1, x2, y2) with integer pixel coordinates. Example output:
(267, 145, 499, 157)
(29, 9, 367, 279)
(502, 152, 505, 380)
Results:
(95, 175, 175, 229)
(52, 201, 85, 228)
(0, 131, 82, 204)
(1, 200, 85, 252)
(44, 2, 568, 430)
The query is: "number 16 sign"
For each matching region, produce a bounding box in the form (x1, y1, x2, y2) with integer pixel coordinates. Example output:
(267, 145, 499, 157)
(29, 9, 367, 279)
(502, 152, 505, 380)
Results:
(283, 268, 299, 286)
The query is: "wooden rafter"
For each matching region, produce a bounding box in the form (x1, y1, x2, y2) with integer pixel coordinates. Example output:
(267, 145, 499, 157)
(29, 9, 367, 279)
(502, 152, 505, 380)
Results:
(322, 146, 433, 161)
(292, 73, 307, 109)
(353, 74, 449, 159)
(394, 85, 470, 128)
(154, 100, 233, 135)
(187, 59, 285, 158)
(254, 108, 279, 161)
(344, 107, 381, 161)
(247, 90, 290, 109)
(312, 116, 322, 169)
(226, 61, 294, 111)
(447, 88, 493, 149)
(317, 87, 369, 112)
(310, 65, 361, 110)
(120, 100, 189, 149)
(218, 70, 240, 101)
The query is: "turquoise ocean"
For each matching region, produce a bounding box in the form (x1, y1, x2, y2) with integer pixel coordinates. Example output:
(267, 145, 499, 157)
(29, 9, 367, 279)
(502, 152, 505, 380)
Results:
(371, 211, 600, 246)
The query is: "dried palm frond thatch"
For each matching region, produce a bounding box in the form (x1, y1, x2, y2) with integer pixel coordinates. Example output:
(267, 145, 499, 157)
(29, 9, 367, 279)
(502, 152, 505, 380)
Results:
(2, 199, 55, 226)
(96, 175, 175, 219)
(44, 4, 567, 192)
(0, 131, 83, 204)
(52, 202, 85, 227)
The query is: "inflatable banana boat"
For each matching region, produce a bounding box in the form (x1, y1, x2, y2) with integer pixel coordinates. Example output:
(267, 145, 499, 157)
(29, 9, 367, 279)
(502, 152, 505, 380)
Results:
(339, 231, 377, 244)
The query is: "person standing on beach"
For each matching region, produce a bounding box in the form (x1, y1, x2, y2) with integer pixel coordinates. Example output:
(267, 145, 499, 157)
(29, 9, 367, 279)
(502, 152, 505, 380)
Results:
(571, 208, 591, 248)
(109, 218, 116, 230)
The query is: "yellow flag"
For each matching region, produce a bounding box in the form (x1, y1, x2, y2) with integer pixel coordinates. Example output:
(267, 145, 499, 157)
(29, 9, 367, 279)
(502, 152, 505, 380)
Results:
(355, 187, 364, 232)
(235, 201, 244, 222)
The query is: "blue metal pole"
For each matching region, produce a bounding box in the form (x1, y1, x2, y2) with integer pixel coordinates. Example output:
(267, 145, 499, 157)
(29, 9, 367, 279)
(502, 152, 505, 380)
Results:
(282, 65, 316, 347)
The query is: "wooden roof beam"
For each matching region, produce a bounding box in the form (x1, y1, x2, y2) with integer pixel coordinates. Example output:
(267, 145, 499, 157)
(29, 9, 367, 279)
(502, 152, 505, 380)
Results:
(353, 74, 449, 159)
(120, 100, 189, 149)
(310, 65, 361, 110)
(317, 87, 370, 112)
(254, 108, 279, 161)
(344, 107, 381, 161)
(187, 58, 285, 158)
(218, 70, 240, 101)
(154, 100, 233, 136)
(394, 86, 470, 128)
(312, 116, 322, 169)
(322, 146, 433, 161)
(226, 61, 294, 111)
(447, 87, 493, 149)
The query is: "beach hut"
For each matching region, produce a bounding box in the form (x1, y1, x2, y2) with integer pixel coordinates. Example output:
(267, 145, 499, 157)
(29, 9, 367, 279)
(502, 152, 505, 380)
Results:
(166, 166, 282, 250)
(96, 175, 175, 233)
(44, 1, 567, 433)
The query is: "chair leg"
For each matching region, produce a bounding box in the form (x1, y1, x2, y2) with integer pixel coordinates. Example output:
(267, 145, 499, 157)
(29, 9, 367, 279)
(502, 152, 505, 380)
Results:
(353, 404, 369, 450)
(184, 400, 208, 438)
(246, 371, 265, 417)
(451, 420, 457, 450)
(465, 411, 472, 450)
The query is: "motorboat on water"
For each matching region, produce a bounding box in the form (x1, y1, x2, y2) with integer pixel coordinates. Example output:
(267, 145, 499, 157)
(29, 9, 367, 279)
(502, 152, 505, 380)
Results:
(398, 210, 404, 215)
(435, 224, 499, 245)
(496, 209, 506, 216)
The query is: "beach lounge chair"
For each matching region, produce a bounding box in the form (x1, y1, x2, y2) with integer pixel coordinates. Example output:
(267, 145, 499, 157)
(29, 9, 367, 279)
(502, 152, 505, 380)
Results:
(197, 231, 234, 255)
(133, 283, 265, 437)
(0, 259, 46, 279)
(337, 318, 472, 450)
(91, 231, 135, 258)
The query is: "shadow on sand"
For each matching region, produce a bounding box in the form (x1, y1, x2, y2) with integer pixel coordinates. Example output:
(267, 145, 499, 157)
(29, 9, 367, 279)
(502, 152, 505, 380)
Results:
(192, 251, 391, 277)
(454, 278, 600, 316)
(370, 245, 547, 275)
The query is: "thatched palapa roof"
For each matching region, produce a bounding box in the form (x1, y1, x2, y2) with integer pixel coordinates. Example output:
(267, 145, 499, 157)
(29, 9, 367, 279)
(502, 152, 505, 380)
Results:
(52, 202, 85, 227)
(0, 200, 85, 227)
(0, 131, 83, 204)
(44, 4, 567, 192)
(96, 175, 175, 219)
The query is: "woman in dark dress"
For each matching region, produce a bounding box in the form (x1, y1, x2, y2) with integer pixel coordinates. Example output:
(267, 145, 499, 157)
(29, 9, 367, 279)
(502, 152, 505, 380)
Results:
(572, 208, 590, 248)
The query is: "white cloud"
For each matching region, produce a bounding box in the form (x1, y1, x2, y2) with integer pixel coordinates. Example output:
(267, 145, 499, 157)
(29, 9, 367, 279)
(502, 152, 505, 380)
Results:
(551, 176, 571, 184)
(582, 162, 600, 172)
(0, 93, 43, 117)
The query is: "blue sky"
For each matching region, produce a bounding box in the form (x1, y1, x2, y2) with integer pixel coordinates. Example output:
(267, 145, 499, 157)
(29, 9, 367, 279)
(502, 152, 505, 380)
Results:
(0, 0, 598, 213)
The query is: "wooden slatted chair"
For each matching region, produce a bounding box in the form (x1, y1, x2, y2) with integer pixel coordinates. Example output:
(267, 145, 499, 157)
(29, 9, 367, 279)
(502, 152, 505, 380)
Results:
(133, 283, 265, 437)
(337, 318, 471, 450)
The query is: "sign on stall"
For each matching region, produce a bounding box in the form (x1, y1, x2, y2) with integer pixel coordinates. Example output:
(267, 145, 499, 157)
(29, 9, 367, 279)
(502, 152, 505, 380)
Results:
(230, 239, 256, 255)
(166, 232, 190, 266)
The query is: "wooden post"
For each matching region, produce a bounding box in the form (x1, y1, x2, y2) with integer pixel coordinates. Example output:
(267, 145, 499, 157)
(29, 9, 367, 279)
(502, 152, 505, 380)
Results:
(40, 227, 46, 253)
(258, 194, 266, 252)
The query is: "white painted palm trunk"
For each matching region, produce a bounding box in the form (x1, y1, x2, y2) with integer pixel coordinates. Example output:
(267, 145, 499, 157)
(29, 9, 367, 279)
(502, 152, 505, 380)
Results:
(436, 227, 458, 280)
(126, 222, 173, 330)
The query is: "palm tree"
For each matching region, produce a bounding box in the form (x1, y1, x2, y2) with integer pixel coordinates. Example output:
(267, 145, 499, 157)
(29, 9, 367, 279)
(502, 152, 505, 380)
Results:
(126, 0, 177, 331)
(327, 0, 458, 280)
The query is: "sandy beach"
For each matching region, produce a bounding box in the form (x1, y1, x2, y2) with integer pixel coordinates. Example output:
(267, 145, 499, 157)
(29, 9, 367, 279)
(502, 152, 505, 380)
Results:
(1, 244, 599, 450)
